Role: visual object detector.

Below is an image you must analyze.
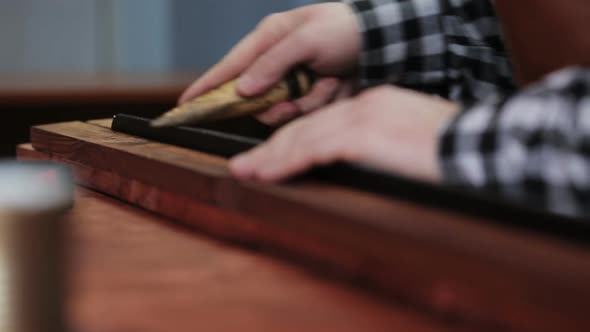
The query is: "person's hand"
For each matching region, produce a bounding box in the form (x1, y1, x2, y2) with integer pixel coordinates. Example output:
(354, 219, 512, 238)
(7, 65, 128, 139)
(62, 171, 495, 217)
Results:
(179, 3, 362, 126)
(229, 86, 461, 183)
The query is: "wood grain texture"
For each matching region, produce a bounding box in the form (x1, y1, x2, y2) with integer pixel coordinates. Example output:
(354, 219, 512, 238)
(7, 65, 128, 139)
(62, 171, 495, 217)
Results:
(64, 188, 452, 332)
(0, 72, 195, 107)
(24, 122, 590, 332)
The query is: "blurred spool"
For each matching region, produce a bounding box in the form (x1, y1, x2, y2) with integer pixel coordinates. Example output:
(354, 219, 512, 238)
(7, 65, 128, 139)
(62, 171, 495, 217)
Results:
(0, 162, 73, 332)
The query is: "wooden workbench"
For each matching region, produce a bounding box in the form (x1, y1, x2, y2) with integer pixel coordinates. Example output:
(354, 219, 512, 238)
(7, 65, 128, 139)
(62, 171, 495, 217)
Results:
(19, 119, 590, 332)
(66, 188, 449, 332)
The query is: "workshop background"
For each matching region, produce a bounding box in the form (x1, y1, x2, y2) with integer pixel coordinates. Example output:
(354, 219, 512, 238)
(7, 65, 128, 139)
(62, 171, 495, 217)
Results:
(0, 0, 321, 74)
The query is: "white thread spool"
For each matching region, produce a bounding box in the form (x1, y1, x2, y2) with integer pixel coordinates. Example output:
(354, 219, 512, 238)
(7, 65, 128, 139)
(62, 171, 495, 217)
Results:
(0, 162, 73, 332)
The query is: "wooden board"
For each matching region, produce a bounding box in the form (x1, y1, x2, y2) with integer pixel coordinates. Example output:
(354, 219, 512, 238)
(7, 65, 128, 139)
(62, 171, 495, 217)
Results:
(21, 121, 590, 332)
(66, 188, 451, 332)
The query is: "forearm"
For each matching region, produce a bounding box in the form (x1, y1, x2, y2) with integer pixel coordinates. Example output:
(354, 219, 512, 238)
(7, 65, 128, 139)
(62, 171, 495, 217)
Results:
(342, 0, 515, 103)
(439, 67, 590, 217)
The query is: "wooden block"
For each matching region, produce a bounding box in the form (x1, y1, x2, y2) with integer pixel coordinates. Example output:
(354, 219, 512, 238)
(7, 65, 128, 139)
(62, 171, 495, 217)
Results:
(0, 73, 196, 157)
(26, 122, 590, 332)
(86, 119, 113, 127)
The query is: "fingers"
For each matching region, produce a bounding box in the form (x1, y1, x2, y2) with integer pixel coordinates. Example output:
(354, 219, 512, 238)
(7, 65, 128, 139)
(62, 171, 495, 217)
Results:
(255, 133, 352, 182)
(256, 102, 300, 126)
(179, 12, 303, 104)
(293, 78, 340, 114)
(334, 80, 358, 100)
(237, 28, 315, 96)
(255, 77, 341, 126)
(230, 101, 356, 181)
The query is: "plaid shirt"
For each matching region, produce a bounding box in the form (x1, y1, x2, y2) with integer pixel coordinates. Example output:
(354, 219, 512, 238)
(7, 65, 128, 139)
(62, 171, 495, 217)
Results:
(344, 0, 590, 217)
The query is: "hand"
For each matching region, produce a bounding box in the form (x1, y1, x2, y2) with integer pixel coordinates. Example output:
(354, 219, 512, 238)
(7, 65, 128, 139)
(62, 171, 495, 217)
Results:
(229, 86, 461, 183)
(179, 3, 362, 125)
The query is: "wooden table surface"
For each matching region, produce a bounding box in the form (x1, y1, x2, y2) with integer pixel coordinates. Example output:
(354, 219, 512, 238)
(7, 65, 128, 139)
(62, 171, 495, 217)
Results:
(66, 188, 450, 332)
(0, 72, 196, 107)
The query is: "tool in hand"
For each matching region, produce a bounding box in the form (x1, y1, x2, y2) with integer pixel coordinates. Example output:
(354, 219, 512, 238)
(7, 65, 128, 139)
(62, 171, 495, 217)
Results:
(151, 68, 315, 128)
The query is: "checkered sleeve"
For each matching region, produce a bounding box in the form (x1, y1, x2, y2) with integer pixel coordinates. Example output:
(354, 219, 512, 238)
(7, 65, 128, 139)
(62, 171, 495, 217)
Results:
(342, 0, 515, 102)
(440, 67, 590, 217)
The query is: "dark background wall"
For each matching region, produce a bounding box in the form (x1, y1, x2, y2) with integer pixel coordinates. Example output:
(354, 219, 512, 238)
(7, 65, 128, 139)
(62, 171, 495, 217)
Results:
(172, 0, 311, 70)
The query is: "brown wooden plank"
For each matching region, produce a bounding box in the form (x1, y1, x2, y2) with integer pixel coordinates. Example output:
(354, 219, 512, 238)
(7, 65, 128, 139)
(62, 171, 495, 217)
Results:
(16, 144, 43, 160)
(28, 122, 590, 332)
(66, 187, 451, 332)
